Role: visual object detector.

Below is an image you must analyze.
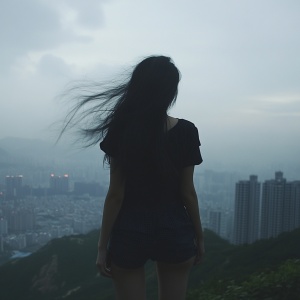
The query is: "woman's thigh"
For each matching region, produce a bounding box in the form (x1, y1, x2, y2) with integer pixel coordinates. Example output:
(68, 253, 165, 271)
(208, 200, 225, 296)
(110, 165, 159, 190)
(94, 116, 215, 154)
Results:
(156, 256, 195, 300)
(111, 262, 146, 300)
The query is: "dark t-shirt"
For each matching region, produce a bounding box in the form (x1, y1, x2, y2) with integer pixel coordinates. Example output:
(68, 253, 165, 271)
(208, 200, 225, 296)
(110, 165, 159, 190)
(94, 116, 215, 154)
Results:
(100, 119, 203, 232)
(100, 118, 202, 166)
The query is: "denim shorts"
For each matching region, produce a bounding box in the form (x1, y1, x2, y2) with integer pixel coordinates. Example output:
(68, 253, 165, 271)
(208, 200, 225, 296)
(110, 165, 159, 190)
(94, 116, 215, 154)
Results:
(108, 224, 196, 269)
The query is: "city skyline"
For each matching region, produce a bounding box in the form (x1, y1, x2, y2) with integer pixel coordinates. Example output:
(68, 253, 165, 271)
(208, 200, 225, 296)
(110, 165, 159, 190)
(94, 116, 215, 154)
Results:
(2, 164, 299, 254)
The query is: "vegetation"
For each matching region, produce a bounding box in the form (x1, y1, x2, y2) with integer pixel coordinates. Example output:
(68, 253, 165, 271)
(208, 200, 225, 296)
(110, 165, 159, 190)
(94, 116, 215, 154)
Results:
(187, 259, 300, 300)
(0, 228, 299, 300)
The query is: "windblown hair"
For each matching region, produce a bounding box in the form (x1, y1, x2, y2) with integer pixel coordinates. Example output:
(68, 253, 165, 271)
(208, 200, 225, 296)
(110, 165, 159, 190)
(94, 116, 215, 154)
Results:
(59, 55, 180, 177)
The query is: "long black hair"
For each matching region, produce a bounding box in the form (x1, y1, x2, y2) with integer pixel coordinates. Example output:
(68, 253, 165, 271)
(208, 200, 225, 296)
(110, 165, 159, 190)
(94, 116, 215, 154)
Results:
(59, 55, 180, 177)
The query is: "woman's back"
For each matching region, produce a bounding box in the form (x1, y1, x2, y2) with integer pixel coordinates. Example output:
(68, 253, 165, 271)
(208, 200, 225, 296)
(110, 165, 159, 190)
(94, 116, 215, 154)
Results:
(101, 118, 202, 207)
(58, 55, 205, 300)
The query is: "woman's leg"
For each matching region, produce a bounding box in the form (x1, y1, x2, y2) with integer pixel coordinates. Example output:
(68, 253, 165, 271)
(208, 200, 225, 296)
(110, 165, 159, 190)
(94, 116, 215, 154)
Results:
(156, 256, 195, 300)
(111, 262, 146, 300)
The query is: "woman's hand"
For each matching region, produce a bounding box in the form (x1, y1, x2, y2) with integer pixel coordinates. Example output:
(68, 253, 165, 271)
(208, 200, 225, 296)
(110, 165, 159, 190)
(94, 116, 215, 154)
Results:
(194, 239, 205, 265)
(96, 249, 112, 278)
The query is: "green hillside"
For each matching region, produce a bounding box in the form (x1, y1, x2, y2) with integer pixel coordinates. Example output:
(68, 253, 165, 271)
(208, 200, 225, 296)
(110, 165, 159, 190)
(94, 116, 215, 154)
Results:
(187, 259, 300, 300)
(0, 228, 300, 300)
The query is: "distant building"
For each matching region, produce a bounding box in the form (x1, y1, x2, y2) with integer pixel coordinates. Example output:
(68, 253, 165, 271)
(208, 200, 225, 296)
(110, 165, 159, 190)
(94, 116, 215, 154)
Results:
(0, 183, 5, 200)
(0, 236, 3, 252)
(233, 175, 260, 245)
(283, 180, 300, 232)
(5, 175, 23, 199)
(0, 218, 8, 235)
(261, 172, 300, 239)
(73, 181, 103, 197)
(208, 211, 221, 236)
(6, 208, 36, 234)
(49, 174, 69, 194)
(25, 232, 38, 247)
(6, 234, 26, 250)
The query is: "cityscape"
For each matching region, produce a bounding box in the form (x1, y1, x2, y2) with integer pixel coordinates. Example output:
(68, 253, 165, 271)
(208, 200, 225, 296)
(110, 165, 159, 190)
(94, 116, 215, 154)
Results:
(0, 1, 299, 298)
(1, 157, 299, 261)
(0, 172, 106, 255)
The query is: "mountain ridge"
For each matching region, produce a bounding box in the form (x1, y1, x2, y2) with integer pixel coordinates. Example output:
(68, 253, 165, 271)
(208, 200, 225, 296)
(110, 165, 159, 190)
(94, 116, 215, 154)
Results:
(1, 228, 300, 300)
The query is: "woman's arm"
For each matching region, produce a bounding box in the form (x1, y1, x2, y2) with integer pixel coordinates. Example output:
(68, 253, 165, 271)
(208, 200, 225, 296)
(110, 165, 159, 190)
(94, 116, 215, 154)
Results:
(180, 165, 204, 264)
(96, 159, 125, 277)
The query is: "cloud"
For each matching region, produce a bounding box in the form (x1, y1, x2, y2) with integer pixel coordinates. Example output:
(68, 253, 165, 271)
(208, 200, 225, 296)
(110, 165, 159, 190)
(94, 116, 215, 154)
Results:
(0, 0, 299, 172)
(37, 54, 74, 79)
(60, 0, 107, 29)
(255, 95, 300, 104)
(239, 94, 300, 115)
(0, 0, 107, 73)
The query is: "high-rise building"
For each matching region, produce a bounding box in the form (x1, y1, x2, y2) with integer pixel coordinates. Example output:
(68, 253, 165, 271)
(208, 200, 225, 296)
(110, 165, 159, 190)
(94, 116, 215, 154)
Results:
(5, 175, 23, 199)
(0, 236, 3, 252)
(0, 218, 8, 235)
(261, 172, 300, 239)
(208, 211, 221, 236)
(233, 175, 260, 245)
(49, 174, 69, 194)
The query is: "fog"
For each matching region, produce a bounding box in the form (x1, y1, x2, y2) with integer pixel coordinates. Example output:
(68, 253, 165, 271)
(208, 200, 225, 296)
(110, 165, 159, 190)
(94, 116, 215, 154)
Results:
(1, 0, 299, 175)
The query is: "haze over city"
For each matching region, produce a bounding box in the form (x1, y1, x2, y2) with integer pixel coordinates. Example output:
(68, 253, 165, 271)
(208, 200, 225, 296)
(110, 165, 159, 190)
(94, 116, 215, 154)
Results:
(1, 0, 300, 176)
(1, 3, 300, 298)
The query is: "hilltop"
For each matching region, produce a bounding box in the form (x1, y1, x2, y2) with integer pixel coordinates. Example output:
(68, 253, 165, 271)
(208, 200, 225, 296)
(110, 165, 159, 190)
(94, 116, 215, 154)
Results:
(0, 228, 300, 300)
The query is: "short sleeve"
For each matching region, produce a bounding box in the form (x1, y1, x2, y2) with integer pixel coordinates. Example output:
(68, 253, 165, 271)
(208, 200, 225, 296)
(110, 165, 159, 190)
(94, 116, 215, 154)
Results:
(182, 124, 203, 167)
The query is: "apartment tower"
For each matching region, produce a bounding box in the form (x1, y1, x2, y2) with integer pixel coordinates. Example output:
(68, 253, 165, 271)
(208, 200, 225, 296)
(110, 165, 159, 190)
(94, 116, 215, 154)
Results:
(233, 175, 260, 245)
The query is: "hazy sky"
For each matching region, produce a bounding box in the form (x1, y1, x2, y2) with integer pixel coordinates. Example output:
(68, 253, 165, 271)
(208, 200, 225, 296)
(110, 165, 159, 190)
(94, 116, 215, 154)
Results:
(1, 0, 299, 172)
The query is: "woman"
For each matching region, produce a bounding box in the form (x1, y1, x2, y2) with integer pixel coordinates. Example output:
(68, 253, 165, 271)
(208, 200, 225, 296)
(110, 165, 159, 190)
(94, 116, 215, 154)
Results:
(62, 55, 204, 300)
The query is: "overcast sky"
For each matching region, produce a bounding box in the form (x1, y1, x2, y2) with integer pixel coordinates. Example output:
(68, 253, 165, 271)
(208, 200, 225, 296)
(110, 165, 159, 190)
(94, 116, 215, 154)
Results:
(1, 0, 299, 174)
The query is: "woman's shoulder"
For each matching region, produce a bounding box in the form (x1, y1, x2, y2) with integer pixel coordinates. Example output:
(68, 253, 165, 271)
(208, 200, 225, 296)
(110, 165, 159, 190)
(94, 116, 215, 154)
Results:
(177, 119, 201, 144)
(170, 119, 200, 143)
(177, 118, 198, 130)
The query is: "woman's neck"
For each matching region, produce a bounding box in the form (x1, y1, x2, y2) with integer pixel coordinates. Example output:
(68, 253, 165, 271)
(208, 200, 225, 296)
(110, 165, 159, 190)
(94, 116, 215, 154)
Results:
(166, 116, 178, 131)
